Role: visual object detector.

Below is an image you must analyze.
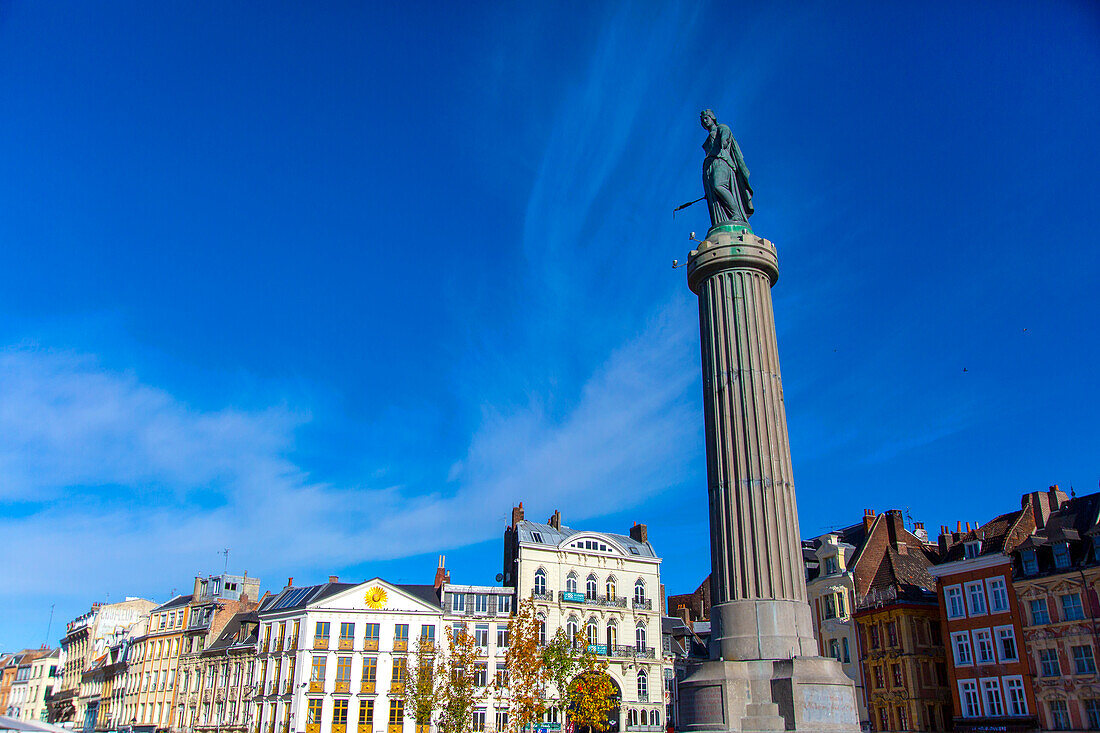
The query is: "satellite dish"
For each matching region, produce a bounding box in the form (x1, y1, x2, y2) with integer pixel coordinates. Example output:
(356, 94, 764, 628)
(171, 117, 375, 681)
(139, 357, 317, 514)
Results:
(495, 573, 504, 582)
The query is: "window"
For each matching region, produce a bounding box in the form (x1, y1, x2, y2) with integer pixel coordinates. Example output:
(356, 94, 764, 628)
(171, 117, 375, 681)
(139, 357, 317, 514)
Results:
(896, 706, 908, 731)
(974, 629, 995, 663)
(389, 700, 405, 727)
(1040, 648, 1061, 676)
(824, 595, 837, 619)
(634, 579, 646, 604)
(475, 594, 489, 613)
(340, 622, 354, 645)
(879, 707, 890, 731)
(892, 663, 903, 687)
(960, 680, 981, 718)
(362, 657, 377, 683)
(474, 664, 488, 687)
(307, 699, 322, 725)
(952, 632, 973, 665)
(311, 657, 326, 682)
(495, 711, 509, 731)
(825, 556, 839, 575)
(842, 637, 851, 663)
(1054, 543, 1071, 569)
(1022, 549, 1038, 575)
(337, 657, 352, 682)
(498, 595, 512, 614)
(475, 624, 489, 647)
(1085, 699, 1100, 730)
(1005, 677, 1027, 716)
(566, 617, 579, 644)
(966, 582, 987, 615)
(996, 627, 1019, 662)
(586, 619, 599, 646)
(333, 699, 348, 726)
(531, 531, 543, 543)
(452, 622, 465, 643)
(1062, 593, 1085, 621)
(392, 658, 407, 685)
(566, 574, 578, 594)
(494, 664, 508, 687)
(394, 624, 409, 645)
(497, 625, 509, 648)
(1031, 599, 1050, 625)
(828, 639, 840, 661)
(421, 625, 435, 643)
(869, 625, 880, 649)
(965, 541, 982, 558)
(1050, 700, 1070, 730)
(981, 678, 1004, 716)
(637, 670, 648, 700)
(606, 578, 616, 599)
(1075, 645, 1097, 674)
(365, 623, 379, 644)
(315, 621, 330, 643)
(358, 700, 373, 726)
(453, 593, 466, 612)
(887, 621, 898, 647)
(586, 575, 598, 600)
(635, 623, 647, 650)
(534, 569, 547, 595)
(472, 709, 485, 732)
(537, 616, 546, 646)
(988, 578, 1010, 613)
(606, 620, 617, 649)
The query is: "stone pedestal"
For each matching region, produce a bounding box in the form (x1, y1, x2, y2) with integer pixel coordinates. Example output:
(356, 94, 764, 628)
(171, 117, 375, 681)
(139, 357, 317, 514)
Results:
(680, 225, 859, 732)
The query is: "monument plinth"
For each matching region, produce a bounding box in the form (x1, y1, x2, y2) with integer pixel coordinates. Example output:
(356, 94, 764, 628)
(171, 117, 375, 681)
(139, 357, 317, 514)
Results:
(678, 111, 859, 732)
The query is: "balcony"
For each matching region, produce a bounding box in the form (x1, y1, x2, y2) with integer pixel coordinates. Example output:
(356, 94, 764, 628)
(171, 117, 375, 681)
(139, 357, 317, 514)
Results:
(637, 692, 649, 702)
(360, 681, 376, 694)
(307, 725, 320, 733)
(275, 639, 284, 652)
(309, 681, 324, 693)
(531, 590, 554, 602)
(335, 681, 350, 694)
(289, 637, 298, 651)
(557, 592, 627, 609)
(364, 639, 379, 652)
(358, 726, 372, 733)
(283, 681, 292, 695)
(632, 599, 652, 611)
(332, 725, 346, 733)
(339, 638, 354, 651)
(281, 725, 289, 733)
(388, 725, 403, 733)
(390, 682, 405, 696)
(393, 640, 408, 653)
(313, 638, 330, 651)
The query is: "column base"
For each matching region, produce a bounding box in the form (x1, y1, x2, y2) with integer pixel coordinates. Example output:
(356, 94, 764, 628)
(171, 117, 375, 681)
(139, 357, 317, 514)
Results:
(678, 657, 860, 733)
(712, 599, 819, 660)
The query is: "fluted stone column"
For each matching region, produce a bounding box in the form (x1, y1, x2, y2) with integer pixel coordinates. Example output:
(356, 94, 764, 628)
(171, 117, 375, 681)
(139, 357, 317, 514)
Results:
(686, 224, 816, 662)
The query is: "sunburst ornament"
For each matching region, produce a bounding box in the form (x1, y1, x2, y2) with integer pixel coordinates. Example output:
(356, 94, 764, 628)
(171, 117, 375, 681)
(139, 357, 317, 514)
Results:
(364, 586, 388, 609)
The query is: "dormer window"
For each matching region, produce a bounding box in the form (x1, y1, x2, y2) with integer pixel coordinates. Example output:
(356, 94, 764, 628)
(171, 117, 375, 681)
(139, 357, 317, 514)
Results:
(1021, 549, 1038, 576)
(965, 541, 982, 559)
(824, 557, 839, 575)
(1054, 543, 1071, 569)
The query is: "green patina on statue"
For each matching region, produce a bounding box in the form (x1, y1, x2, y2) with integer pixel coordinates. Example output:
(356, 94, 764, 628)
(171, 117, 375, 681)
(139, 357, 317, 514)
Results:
(700, 109, 753, 232)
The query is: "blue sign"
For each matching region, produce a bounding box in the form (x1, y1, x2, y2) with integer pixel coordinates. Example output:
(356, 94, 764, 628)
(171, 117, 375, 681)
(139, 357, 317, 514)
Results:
(562, 591, 586, 603)
(587, 644, 607, 655)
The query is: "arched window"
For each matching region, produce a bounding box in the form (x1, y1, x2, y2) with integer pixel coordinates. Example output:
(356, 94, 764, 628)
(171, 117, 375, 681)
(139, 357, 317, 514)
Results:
(537, 615, 546, 646)
(586, 574, 598, 600)
(534, 568, 547, 595)
(634, 579, 646, 604)
(606, 619, 617, 649)
(566, 573, 578, 594)
(635, 623, 647, 650)
(650, 710, 660, 726)
(637, 669, 648, 700)
(606, 576, 617, 600)
(627, 710, 637, 727)
(586, 618, 599, 646)
(566, 616, 579, 646)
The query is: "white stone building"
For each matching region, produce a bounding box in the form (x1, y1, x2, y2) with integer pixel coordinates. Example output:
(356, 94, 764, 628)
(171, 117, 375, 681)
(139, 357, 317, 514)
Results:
(253, 577, 444, 733)
(502, 505, 669, 732)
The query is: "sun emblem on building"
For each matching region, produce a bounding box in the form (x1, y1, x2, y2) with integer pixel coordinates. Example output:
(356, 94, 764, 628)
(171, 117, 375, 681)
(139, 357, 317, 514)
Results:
(364, 586, 388, 609)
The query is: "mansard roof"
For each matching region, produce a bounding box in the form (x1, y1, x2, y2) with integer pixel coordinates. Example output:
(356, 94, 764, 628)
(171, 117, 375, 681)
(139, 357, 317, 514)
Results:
(514, 519, 656, 558)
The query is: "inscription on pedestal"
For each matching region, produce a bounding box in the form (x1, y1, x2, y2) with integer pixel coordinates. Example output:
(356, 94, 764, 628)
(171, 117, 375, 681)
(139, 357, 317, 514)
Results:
(680, 685, 725, 727)
(798, 685, 860, 725)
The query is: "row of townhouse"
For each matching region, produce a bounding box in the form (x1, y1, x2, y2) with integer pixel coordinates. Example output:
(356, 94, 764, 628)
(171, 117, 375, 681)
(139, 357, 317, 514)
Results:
(1, 647, 60, 721)
(22, 504, 675, 733)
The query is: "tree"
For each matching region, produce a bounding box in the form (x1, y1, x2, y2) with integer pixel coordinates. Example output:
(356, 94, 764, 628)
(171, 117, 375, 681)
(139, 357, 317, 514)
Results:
(566, 656, 616, 733)
(437, 627, 485, 733)
(406, 637, 444, 733)
(541, 627, 580, 726)
(501, 599, 548, 733)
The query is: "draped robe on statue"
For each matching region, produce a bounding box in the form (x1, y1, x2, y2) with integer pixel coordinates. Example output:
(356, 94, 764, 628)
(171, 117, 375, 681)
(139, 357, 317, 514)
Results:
(702, 123, 754, 227)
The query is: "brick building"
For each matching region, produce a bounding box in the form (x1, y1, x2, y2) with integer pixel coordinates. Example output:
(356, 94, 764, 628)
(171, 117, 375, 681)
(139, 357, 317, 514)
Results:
(929, 491, 1050, 732)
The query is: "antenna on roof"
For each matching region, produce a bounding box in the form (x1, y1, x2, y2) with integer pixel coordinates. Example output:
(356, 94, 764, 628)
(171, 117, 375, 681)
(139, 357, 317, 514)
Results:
(45, 603, 55, 647)
(219, 548, 230, 574)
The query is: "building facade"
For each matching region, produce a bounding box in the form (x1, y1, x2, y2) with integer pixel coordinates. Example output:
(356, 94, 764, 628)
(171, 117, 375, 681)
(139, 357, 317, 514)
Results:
(930, 494, 1045, 732)
(126, 594, 193, 731)
(254, 577, 444, 733)
(177, 610, 260, 733)
(24, 649, 61, 722)
(503, 506, 670, 732)
(1011, 488, 1100, 731)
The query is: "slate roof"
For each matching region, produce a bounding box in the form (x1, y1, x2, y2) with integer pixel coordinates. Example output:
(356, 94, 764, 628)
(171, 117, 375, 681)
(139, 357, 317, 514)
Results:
(515, 519, 656, 558)
(203, 611, 258, 655)
(258, 580, 441, 615)
(152, 594, 193, 612)
(396, 584, 442, 608)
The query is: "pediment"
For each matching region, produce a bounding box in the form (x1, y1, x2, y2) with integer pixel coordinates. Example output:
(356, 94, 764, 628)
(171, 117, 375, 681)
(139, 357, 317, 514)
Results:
(312, 578, 441, 614)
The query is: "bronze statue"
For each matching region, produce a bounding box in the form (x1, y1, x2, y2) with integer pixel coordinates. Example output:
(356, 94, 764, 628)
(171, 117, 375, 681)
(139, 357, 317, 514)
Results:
(700, 109, 753, 228)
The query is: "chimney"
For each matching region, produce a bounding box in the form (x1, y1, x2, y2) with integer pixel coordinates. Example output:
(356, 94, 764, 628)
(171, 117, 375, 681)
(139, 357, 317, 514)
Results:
(328, 576, 339, 583)
(193, 576, 204, 597)
(511, 503, 525, 527)
(938, 526, 955, 556)
(434, 555, 449, 591)
(885, 509, 906, 548)
(957, 521, 962, 533)
(965, 522, 972, 532)
(549, 510, 562, 530)
(863, 508, 876, 534)
(285, 577, 293, 589)
(1024, 487, 1068, 530)
(630, 522, 648, 543)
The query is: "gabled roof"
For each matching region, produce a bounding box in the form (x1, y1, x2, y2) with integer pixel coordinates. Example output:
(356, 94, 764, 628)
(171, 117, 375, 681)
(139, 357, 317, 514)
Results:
(397, 585, 442, 608)
(941, 505, 1034, 562)
(514, 520, 656, 558)
(258, 582, 356, 614)
(152, 594, 193, 612)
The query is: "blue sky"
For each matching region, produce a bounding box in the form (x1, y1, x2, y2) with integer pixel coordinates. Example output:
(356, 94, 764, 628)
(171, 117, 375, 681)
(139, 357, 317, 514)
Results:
(1, 1, 1097, 650)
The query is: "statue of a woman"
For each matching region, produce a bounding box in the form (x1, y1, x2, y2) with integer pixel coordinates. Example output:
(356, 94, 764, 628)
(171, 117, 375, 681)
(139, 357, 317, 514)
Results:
(700, 109, 753, 228)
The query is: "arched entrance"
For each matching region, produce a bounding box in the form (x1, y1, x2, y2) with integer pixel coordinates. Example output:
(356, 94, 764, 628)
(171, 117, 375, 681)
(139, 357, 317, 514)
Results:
(568, 671, 622, 733)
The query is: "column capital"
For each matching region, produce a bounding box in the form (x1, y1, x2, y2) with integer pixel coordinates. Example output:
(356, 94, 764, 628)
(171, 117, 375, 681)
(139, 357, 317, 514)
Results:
(687, 230, 778, 293)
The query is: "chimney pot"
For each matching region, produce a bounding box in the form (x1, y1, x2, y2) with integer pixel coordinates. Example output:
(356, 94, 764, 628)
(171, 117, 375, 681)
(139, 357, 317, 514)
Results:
(286, 577, 293, 588)
(328, 575, 338, 583)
